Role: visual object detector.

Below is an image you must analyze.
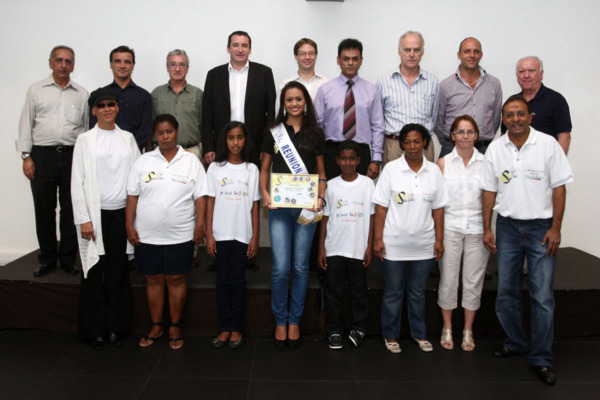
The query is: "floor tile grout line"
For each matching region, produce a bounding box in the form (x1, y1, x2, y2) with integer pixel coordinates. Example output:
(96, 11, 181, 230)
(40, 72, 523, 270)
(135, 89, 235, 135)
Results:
(246, 337, 258, 400)
(134, 339, 168, 400)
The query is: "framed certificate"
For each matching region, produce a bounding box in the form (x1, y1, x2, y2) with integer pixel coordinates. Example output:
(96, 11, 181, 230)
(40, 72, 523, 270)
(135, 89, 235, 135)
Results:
(270, 173, 318, 208)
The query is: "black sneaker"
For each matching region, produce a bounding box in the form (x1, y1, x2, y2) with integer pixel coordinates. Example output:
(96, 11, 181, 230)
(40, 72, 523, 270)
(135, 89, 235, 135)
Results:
(328, 334, 343, 350)
(349, 330, 365, 348)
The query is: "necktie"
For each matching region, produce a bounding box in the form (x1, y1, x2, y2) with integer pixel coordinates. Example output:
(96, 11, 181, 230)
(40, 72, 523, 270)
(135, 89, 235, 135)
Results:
(343, 80, 356, 140)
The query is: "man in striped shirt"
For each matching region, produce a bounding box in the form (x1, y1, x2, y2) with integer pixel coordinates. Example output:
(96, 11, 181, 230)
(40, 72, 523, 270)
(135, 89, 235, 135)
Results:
(376, 31, 440, 164)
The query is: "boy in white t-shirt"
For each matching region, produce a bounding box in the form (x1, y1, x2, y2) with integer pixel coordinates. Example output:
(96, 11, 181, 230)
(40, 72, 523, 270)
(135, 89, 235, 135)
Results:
(318, 140, 375, 350)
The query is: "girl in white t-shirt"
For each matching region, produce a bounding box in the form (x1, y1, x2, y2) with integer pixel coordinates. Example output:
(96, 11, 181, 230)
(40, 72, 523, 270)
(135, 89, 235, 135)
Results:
(206, 122, 261, 350)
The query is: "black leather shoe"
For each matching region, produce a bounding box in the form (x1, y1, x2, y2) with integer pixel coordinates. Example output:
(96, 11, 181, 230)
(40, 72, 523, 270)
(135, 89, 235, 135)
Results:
(273, 338, 287, 350)
(493, 345, 525, 358)
(33, 263, 57, 277)
(532, 365, 556, 385)
(288, 338, 301, 350)
(62, 264, 79, 275)
(108, 332, 122, 347)
(92, 336, 105, 351)
(228, 338, 243, 350)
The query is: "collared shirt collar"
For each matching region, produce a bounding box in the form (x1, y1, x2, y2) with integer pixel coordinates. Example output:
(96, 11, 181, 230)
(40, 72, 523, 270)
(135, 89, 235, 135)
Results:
(393, 65, 426, 83)
(337, 74, 360, 85)
(448, 147, 484, 166)
(398, 154, 430, 174)
(167, 81, 188, 93)
(503, 126, 539, 148)
(296, 72, 325, 84)
(228, 60, 250, 72)
(109, 79, 138, 90)
(151, 145, 188, 162)
(43, 74, 76, 90)
(455, 66, 487, 83)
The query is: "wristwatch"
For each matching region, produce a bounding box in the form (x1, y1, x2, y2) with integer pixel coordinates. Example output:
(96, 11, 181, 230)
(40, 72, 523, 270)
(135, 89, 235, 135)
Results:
(372, 161, 382, 166)
(21, 153, 31, 160)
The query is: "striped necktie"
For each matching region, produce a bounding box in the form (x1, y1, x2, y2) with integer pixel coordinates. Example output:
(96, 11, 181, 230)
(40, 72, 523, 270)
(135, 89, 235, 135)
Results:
(343, 80, 356, 140)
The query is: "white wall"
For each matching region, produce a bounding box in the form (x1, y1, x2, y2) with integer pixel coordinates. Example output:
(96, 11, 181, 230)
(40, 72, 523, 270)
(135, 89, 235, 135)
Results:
(1, 0, 599, 260)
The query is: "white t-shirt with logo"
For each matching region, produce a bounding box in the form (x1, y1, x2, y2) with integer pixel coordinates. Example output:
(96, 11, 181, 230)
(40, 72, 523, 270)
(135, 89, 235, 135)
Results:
(127, 147, 207, 244)
(323, 174, 375, 260)
(372, 155, 449, 260)
(207, 161, 261, 244)
(480, 127, 573, 219)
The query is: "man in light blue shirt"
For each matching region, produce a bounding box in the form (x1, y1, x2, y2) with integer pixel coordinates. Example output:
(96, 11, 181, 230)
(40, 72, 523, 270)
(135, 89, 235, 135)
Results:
(314, 38, 384, 179)
(377, 31, 440, 164)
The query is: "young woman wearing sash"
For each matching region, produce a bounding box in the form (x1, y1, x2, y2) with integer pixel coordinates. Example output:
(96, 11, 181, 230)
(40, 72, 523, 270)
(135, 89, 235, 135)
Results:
(260, 81, 326, 349)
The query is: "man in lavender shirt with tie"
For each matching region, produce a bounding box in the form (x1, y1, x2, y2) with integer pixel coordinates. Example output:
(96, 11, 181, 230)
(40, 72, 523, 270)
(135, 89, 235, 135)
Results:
(314, 38, 384, 179)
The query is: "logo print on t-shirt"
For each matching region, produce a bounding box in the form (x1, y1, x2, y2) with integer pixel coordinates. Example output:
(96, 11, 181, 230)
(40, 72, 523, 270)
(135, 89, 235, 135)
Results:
(220, 177, 228, 186)
(500, 170, 512, 184)
(144, 171, 156, 183)
(395, 191, 407, 204)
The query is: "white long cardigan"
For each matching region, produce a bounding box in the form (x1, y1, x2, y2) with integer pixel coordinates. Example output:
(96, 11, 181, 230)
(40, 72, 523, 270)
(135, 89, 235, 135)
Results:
(71, 125, 140, 278)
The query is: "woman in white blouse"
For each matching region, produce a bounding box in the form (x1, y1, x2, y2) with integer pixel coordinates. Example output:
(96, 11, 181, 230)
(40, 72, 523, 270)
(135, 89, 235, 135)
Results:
(71, 88, 140, 350)
(373, 123, 449, 354)
(436, 115, 490, 351)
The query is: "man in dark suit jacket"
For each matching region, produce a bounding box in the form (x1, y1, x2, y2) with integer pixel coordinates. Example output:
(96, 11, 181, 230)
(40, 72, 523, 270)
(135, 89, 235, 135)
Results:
(202, 31, 276, 166)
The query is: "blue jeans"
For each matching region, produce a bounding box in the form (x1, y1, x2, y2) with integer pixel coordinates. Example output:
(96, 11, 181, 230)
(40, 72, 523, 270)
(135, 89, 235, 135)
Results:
(495, 215, 556, 367)
(380, 258, 435, 339)
(269, 208, 318, 326)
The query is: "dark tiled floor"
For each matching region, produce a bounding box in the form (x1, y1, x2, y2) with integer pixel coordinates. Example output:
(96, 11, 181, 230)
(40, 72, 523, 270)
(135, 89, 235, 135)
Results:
(1, 329, 599, 400)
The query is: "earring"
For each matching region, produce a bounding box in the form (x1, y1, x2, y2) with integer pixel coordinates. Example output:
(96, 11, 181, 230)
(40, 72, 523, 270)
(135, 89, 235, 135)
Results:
(283, 108, 287, 116)
(304, 105, 307, 115)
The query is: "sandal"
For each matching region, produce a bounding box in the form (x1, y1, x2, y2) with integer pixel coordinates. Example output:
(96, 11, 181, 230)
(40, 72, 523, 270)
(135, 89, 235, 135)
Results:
(383, 338, 402, 354)
(462, 330, 475, 351)
(139, 320, 164, 348)
(413, 338, 434, 352)
(169, 321, 184, 350)
(440, 328, 454, 350)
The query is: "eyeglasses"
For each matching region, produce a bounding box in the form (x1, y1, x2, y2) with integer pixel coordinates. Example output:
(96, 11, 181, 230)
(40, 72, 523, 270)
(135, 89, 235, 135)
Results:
(297, 52, 316, 57)
(168, 62, 188, 69)
(452, 130, 477, 136)
(504, 111, 528, 118)
(95, 102, 117, 109)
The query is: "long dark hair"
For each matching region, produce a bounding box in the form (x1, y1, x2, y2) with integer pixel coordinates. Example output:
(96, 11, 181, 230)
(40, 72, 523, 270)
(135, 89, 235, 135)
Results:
(272, 81, 324, 147)
(215, 121, 253, 164)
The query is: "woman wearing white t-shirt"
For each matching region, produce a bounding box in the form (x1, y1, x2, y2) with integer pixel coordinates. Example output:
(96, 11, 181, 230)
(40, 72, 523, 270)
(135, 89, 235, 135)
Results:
(436, 115, 490, 351)
(126, 114, 207, 350)
(71, 88, 140, 350)
(373, 123, 449, 354)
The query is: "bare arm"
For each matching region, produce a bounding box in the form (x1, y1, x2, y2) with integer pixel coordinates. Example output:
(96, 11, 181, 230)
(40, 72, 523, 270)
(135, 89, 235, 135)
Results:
(311, 154, 327, 211)
(247, 200, 260, 258)
(373, 205, 388, 261)
(363, 214, 375, 267)
(125, 195, 140, 246)
(194, 196, 206, 245)
(557, 132, 571, 155)
(205, 196, 216, 256)
(317, 215, 329, 270)
(259, 153, 274, 208)
(432, 207, 444, 261)
(542, 185, 566, 257)
(482, 190, 497, 254)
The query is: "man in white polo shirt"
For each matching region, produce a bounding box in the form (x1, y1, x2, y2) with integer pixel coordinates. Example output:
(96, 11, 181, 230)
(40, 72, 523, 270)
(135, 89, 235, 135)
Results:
(481, 94, 573, 386)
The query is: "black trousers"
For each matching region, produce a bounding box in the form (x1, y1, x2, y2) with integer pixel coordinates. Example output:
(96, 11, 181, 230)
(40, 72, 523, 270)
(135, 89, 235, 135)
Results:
(29, 146, 77, 267)
(324, 140, 371, 180)
(324, 256, 369, 335)
(79, 209, 131, 339)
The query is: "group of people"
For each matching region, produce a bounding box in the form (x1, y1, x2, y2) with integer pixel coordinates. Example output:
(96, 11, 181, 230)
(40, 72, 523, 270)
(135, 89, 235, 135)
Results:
(17, 29, 573, 386)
